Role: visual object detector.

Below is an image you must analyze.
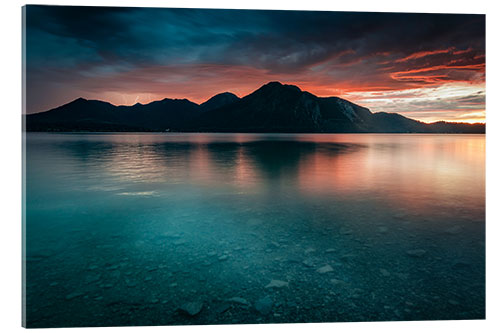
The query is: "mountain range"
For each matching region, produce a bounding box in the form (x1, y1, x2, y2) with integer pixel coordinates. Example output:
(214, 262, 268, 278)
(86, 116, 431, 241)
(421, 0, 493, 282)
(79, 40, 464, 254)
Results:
(25, 82, 485, 133)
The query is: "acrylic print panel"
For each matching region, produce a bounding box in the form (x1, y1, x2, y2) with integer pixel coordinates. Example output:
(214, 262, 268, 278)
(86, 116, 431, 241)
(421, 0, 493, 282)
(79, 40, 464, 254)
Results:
(22, 5, 485, 328)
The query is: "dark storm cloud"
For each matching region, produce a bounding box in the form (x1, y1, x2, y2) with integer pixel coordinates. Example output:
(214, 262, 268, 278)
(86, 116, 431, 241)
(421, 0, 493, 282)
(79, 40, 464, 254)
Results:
(26, 6, 485, 70)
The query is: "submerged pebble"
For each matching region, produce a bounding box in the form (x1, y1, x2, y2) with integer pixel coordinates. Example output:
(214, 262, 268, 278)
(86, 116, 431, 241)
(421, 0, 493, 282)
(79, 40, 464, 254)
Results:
(302, 259, 315, 268)
(65, 292, 85, 300)
(380, 269, 391, 277)
(406, 249, 427, 258)
(255, 296, 273, 315)
(178, 301, 204, 316)
(330, 279, 346, 286)
(317, 265, 334, 274)
(228, 297, 250, 305)
(265, 280, 289, 288)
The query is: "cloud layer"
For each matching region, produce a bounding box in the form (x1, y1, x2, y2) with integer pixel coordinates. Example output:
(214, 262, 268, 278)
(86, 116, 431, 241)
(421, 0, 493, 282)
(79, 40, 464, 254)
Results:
(25, 6, 485, 122)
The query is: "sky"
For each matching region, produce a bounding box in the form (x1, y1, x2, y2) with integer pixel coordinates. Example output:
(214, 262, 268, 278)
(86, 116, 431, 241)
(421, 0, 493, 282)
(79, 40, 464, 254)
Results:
(24, 6, 485, 123)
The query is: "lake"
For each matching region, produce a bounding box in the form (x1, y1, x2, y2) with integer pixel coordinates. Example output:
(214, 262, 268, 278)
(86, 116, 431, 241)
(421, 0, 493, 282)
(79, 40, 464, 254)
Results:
(23, 133, 485, 327)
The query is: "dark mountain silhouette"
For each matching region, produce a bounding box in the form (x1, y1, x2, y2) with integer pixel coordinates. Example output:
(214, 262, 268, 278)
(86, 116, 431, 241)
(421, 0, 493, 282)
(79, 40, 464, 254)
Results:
(26, 97, 201, 132)
(188, 82, 375, 132)
(25, 82, 485, 133)
(119, 98, 199, 130)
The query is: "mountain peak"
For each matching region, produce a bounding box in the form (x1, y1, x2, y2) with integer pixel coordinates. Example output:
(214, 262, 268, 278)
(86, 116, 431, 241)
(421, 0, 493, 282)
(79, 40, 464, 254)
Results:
(218, 91, 237, 97)
(265, 81, 284, 87)
(200, 92, 240, 112)
(261, 81, 301, 92)
(205, 92, 238, 100)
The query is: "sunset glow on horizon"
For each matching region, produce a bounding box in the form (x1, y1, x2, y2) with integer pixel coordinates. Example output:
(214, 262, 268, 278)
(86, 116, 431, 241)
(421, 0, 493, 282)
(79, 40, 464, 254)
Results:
(25, 7, 485, 123)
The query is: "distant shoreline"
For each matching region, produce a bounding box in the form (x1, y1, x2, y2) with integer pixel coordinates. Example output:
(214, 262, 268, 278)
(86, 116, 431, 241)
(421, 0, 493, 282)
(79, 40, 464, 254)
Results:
(23, 131, 486, 135)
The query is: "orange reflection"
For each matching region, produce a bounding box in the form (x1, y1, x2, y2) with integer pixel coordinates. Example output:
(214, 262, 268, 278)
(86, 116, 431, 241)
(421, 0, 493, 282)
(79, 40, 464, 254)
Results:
(296, 134, 485, 214)
(79, 133, 484, 217)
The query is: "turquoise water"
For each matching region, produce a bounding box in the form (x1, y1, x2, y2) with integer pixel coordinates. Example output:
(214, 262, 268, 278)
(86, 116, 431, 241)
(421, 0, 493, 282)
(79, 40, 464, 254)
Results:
(24, 133, 485, 327)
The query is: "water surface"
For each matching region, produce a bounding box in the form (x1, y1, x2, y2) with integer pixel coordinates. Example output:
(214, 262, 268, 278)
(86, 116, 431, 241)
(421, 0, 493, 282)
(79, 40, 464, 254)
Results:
(24, 133, 485, 327)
